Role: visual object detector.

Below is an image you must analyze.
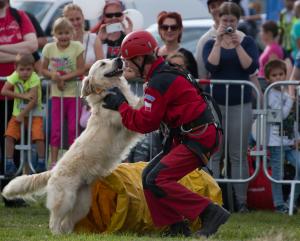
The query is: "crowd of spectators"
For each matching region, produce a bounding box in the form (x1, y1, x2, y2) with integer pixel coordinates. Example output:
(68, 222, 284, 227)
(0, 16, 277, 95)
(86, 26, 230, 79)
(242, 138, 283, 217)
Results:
(0, 0, 300, 213)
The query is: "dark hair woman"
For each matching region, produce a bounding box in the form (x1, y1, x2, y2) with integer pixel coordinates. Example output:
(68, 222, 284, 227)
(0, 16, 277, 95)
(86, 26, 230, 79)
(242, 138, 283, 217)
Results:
(156, 11, 198, 78)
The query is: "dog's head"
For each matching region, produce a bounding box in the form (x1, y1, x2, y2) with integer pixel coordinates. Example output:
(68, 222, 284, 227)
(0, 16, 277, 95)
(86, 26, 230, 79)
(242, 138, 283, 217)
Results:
(81, 58, 123, 98)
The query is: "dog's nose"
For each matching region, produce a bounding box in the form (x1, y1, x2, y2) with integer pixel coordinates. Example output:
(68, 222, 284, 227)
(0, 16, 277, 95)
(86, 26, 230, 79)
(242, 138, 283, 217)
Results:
(115, 57, 123, 69)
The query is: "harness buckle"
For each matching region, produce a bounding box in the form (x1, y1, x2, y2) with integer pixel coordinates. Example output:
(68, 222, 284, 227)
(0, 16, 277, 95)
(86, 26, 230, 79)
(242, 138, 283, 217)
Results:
(180, 125, 193, 133)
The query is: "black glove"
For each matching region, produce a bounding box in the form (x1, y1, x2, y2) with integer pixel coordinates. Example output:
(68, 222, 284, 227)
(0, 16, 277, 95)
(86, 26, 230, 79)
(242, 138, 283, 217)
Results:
(103, 87, 127, 111)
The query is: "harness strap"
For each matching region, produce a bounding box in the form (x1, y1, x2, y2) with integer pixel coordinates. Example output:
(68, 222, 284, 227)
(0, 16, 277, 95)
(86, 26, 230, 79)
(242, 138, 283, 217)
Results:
(181, 108, 215, 132)
(181, 128, 220, 167)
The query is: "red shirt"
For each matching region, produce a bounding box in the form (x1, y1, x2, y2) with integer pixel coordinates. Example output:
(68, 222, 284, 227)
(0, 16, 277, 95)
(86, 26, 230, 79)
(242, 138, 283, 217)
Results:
(0, 7, 35, 99)
(119, 57, 207, 134)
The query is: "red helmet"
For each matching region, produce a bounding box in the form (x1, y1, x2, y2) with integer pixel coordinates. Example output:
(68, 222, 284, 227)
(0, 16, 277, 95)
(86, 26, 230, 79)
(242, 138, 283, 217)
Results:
(121, 30, 158, 59)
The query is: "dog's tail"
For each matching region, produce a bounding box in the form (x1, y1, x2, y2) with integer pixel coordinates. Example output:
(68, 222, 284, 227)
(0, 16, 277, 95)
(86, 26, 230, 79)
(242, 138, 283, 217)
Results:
(2, 171, 52, 201)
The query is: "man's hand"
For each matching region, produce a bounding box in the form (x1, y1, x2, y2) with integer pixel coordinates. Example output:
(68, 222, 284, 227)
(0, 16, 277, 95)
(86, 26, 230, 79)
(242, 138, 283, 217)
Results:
(16, 114, 25, 123)
(22, 92, 34, 101)
(103, 87, 127, 111)
(57, 79, 65, 91)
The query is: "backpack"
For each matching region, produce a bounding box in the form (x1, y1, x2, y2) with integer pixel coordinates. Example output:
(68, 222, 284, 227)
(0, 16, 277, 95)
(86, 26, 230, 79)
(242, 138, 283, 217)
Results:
(9, 7, 22, 27)
(159, 63, 223, 132)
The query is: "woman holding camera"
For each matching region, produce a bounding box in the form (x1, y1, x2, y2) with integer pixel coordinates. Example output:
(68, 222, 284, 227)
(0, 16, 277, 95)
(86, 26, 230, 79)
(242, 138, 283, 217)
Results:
(91, 0, 133, 59)
(202, 2, 259, 213)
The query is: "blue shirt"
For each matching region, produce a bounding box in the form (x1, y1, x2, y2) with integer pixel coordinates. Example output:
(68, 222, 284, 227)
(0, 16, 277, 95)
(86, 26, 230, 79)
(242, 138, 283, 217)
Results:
(202, 36, 259, 105)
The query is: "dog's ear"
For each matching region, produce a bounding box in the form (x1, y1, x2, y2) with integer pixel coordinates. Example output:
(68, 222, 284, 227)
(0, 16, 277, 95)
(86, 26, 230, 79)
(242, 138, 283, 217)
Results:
(81, 76, 92, 97)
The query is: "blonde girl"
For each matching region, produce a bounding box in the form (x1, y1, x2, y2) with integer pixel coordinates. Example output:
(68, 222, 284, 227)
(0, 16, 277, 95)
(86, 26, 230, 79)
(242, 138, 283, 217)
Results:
(41, 17, 85, 168)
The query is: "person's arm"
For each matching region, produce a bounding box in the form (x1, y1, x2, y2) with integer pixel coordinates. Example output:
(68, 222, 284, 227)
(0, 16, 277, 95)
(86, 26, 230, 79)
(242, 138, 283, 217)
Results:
(234, 35, 253, 69)
(206, 24, 225, 66)
(0, 33, 38, 54)
(1, 81, 34, 101)
(202, 40, 220, 73)
(60, 52, 85, 82)
(207, 41, 222, 66)
(236, 36, 259, 73)
(17, 87, 38, 122)
(0, 51, 17, 63)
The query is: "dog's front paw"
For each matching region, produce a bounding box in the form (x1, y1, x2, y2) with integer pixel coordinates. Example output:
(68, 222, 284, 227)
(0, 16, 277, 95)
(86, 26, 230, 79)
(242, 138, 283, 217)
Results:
(60, 219, 74, 234)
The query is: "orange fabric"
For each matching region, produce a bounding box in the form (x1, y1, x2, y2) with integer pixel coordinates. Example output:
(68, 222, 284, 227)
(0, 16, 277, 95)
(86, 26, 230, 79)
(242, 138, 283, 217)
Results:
(5, 116, 44, 141)
(75, 162, 223, 234)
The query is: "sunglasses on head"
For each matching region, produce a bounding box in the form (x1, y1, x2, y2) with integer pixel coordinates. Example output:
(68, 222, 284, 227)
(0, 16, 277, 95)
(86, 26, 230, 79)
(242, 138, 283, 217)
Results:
(159, 24, 180, 31)
(105, 12, 123, 18)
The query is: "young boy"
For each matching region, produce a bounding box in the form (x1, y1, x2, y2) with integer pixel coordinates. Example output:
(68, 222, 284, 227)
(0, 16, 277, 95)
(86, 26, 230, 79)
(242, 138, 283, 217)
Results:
(1, 54, 45, 176)
(265, 59, 300, 213)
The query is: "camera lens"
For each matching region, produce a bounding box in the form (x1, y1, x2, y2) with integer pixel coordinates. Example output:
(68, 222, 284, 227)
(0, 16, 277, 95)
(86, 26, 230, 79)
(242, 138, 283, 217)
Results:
(225, 26, 233, 33)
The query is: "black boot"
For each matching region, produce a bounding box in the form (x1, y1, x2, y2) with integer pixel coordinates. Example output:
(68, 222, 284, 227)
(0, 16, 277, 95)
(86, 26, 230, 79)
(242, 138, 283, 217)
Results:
(162, 220, 191, 237)
(195, 203, 230, 237)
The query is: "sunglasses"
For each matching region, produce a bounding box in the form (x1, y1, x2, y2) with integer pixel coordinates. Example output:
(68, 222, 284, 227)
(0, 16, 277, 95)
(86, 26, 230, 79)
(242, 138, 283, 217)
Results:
(159, 24, 180, 31)
(105, 12, 123, 18)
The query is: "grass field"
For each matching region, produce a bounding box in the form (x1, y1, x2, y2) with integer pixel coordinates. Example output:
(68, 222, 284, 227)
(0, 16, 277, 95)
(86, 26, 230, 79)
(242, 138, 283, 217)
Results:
(0, 201, 300, 241)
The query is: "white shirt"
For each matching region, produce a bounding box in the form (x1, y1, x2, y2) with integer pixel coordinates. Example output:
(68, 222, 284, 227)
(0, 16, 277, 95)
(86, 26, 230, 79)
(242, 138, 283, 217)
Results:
(83, 32, 97, 65)
(267, 88, 296, 146)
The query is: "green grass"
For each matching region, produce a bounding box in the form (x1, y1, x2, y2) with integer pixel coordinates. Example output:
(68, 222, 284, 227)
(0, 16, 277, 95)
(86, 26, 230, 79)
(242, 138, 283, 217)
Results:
(0, 201, 299, 241)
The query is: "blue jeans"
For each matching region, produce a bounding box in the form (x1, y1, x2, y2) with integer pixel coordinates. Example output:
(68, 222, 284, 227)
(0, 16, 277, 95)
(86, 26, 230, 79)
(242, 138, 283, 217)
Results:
(269, 146, 300, 207)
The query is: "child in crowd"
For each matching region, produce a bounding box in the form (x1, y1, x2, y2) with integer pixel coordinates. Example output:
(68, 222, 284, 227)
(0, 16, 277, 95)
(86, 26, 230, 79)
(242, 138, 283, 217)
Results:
(166, 52, 188, 70)
(258, 20, 284, 78)
(1, 54, 45, 175)
(265, 59, 300, 213)
(41, 17, 85, 168)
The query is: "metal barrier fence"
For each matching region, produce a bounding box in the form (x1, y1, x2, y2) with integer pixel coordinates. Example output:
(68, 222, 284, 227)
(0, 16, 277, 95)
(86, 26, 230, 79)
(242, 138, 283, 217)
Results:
(262, 81, 300, 215)
(0, 76, 299, 216)
(204, 79, 263, 213)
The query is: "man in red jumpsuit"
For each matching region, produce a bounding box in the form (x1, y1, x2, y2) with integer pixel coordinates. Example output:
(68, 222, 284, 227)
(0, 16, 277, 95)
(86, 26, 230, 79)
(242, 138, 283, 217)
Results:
(103, 30, 230, 237)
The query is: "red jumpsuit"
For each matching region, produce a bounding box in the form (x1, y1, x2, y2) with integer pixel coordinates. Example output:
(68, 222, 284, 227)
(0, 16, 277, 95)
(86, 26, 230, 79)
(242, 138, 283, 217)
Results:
(118, 57, 218, 226)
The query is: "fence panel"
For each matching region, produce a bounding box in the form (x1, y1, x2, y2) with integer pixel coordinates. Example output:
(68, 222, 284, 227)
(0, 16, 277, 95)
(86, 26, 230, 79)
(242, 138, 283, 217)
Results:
(262, 80, 300, 215)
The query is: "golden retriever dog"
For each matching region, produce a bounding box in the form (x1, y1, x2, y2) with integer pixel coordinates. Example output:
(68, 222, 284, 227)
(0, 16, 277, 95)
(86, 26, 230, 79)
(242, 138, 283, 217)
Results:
(2, 58, 142, 234)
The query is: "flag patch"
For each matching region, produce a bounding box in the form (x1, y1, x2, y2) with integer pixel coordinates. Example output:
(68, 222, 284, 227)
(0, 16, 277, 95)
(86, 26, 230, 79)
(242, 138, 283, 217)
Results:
(144, 101, 152, 112)
(144, 94, 155, 102)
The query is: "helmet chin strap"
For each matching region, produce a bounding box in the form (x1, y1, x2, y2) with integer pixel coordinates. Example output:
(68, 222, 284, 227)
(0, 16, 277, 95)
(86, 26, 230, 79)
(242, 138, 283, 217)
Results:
(131, 56, 148, 78)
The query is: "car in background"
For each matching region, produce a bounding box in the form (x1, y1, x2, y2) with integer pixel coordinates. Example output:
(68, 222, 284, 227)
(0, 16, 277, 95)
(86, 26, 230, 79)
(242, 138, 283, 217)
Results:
(10, 0, 71, 36)
(10, 0, 210, 36)
(146, 18, 214, 55)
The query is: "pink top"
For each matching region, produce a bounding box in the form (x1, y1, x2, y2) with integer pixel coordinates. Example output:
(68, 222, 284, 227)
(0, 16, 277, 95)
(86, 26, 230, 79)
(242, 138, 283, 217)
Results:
(258, 42, 284, 77)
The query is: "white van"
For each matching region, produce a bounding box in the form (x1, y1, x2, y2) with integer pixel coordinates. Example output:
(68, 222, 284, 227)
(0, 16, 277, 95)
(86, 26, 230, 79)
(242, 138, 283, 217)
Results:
(10, 0, 210, 36)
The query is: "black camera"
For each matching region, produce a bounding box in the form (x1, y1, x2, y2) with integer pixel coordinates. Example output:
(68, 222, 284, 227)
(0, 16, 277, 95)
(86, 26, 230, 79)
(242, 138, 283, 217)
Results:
(225, 26, 234, 34)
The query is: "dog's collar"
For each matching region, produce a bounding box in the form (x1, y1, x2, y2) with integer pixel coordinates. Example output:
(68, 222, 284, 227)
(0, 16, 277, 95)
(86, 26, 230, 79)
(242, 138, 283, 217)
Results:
(91, 84, 105, 95)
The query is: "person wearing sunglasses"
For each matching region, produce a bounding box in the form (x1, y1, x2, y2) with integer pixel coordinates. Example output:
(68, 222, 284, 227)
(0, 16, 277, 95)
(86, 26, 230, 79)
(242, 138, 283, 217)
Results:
(156, 11, 198, 78)
(91, 0, 133, 59)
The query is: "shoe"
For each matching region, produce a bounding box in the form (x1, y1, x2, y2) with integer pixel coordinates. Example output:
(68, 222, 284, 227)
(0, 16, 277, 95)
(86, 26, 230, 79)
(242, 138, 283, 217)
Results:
(275, 204, 297, 214)
(5, 161, 17, 177)
(237, 203, 249, 213)
(275, 204, 289, 214)
(162, 220, 191, 237)
(195, 203, 230, 238)
(35, 162, 46, 173)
